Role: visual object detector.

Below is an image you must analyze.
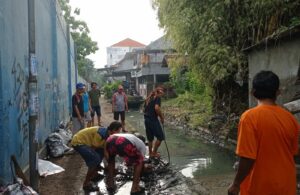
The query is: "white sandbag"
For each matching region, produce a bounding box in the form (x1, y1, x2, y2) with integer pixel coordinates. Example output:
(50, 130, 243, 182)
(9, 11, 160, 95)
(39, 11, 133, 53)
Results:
(56, 128, 72, 145)
(38, 159, 65, 177)
(45, 133, 71, 157)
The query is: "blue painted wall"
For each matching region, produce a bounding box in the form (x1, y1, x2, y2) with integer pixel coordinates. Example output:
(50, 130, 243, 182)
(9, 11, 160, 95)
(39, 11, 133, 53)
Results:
(0, 0, 77, 184)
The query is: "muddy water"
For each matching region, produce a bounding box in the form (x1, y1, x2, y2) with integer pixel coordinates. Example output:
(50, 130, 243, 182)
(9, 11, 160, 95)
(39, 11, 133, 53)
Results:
(92, 110, 236, 195)
(126, 110, 236, 193)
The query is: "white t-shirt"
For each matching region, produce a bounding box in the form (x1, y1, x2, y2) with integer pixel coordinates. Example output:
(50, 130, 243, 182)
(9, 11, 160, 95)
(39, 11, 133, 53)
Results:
(114, 133, 147, 156)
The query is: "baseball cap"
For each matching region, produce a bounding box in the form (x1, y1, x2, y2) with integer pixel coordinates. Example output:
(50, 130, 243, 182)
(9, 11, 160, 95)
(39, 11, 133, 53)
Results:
(76, 83, 85, 89)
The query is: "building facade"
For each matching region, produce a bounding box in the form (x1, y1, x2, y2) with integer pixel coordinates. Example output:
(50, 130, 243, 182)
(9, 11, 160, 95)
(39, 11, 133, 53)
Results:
(244, 26, 300, 121)
(106, 38, 145, 67)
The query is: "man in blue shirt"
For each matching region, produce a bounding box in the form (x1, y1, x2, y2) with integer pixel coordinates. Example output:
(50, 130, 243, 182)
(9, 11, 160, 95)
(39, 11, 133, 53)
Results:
(82, 84, 92, 127)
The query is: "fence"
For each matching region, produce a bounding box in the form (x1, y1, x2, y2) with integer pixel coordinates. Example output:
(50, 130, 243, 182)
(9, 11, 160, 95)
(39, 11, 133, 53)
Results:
(0, 0, 79, 184)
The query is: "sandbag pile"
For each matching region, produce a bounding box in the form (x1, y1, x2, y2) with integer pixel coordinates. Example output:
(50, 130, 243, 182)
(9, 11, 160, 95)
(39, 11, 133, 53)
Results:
(45, 124, 73, 158)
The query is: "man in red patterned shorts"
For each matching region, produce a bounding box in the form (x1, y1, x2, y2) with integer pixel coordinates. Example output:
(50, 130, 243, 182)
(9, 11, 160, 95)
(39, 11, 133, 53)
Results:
(106, 133, 148, 195)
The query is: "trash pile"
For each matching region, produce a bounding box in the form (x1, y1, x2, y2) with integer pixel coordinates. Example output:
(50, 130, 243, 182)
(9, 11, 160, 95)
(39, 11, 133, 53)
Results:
(102, 157, 196, 195)
(0, 178, 38, 195)
(45, 122, 73, 158)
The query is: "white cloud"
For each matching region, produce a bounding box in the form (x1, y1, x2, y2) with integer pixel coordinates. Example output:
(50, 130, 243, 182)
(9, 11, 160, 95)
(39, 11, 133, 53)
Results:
(69, 0, 164, 68)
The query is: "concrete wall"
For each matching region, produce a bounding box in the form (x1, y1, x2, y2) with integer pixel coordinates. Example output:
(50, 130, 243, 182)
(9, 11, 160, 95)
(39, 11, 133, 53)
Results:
(107, 46, 143, 66)
(107, 47, 130, 66)
(0, 0, 78, 184)
(248, 38, 300, 118)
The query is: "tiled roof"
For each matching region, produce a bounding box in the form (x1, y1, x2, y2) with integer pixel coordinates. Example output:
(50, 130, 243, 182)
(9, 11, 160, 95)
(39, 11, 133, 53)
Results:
(111, 38, 146, 47)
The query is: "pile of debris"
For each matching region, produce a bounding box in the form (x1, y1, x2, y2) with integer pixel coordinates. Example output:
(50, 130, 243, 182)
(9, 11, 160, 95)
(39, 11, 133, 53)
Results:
(45, 122, 73, 158)
(97, 157, 207, 195)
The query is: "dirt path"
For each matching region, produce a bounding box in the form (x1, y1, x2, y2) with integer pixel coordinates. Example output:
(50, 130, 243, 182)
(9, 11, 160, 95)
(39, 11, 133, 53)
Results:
(39, 97, 235, 194)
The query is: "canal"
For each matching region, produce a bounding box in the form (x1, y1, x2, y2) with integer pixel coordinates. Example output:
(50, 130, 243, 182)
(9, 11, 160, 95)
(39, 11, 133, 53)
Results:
(126, 110, 236, 194)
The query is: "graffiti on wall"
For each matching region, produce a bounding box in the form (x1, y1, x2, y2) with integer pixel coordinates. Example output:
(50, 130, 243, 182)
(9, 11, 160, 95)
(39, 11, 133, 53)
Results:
(10, 58, 29, 154)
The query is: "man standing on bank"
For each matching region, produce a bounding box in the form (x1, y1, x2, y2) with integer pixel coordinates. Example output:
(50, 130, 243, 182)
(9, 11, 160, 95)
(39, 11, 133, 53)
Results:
(143, 87, 165, 158)
(89, 82, 102, 126)
(112, 85, 128, 132)
(72, 83, 85, 133)
(228, 70, 300, 195)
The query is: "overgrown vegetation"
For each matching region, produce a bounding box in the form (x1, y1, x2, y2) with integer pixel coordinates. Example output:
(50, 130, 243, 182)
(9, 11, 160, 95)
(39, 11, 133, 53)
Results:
(102, 81, 122, 99)
(152, 0, 300, 115)
(163, 91, 212, 128)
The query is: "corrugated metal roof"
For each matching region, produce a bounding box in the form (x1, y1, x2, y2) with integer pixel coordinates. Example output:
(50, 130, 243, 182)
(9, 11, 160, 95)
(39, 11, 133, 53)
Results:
(243, 25, 300, 52)
(146, 36, 173, 50)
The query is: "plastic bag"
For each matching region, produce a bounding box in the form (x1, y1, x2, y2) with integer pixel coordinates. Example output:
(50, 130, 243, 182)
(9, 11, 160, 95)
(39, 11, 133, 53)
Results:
(2, 178, 38, 195)
(55, 128, 72, 145)
(38, 159, 65, 177)
(45, 133, 71, 157)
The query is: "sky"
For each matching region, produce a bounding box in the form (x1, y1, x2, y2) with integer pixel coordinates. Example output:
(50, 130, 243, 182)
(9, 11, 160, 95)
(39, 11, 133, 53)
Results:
(69, 0, 165, 68)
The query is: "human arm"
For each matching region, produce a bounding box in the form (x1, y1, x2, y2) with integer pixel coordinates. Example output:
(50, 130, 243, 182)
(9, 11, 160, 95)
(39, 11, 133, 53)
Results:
(73, 95, 84, 123)
(111, 94, 115, 113)
(104, 142, 109, 161)
(154, 98, 164, 124)
(106, 157, 116, 191)
(88, 97, 93, 112)
(124, 94, 128, 112)
(228, 157, 255, 195)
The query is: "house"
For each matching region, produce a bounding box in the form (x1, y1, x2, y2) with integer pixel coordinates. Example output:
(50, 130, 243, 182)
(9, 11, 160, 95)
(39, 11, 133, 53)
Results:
(106, 38, 145, 67)
(110, 52, 137, 94)
(132, 36, 175, 98)
(244, 25, 300, 122)
(105, 36, 175, 98)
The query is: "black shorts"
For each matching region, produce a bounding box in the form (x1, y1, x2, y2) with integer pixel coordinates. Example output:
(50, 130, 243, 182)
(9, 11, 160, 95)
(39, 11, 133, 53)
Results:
(144, 116, 165, 141)
(91, 106, 101, 117)
(113, 111, 125, 121)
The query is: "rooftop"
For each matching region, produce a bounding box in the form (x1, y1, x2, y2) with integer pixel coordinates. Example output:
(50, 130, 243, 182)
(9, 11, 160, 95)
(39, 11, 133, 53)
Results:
(111, 38, 146, 47)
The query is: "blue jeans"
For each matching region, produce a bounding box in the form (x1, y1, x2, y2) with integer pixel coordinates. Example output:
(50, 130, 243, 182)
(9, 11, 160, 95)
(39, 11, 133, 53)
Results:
(73, 145, 103, 168)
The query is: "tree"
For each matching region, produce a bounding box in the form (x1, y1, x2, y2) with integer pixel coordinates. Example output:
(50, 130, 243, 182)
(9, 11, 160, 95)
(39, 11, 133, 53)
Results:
(152, 0, 300, 114)
(58, 0, 99, 78)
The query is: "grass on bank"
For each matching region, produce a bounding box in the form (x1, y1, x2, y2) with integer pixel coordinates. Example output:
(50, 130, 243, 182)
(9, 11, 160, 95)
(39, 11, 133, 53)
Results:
(163, 92, 212, 128)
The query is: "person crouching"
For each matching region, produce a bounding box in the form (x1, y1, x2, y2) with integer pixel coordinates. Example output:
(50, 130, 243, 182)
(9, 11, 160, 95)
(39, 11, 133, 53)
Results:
(71, 121, 122, 192)
(106, 133, 148, 195)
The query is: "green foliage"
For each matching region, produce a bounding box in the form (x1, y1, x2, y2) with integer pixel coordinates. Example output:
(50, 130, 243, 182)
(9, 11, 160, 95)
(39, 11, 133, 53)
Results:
(78, 58, 105, 85)
(153, 0, 300, 114)
(164, 91, 212, 127)
(153, 0, 300, 85)
(58, 0, 99, 80)
(102, 81, 122, 99)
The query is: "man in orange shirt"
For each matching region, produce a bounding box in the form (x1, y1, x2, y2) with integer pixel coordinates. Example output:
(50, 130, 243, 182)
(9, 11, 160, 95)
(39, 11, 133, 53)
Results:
(228, 70, 300, 195)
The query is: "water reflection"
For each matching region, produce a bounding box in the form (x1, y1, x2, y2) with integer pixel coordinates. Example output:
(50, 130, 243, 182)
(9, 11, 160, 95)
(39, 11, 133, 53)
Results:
(126, 110, 235, 177)
(181, 158, 212, 178)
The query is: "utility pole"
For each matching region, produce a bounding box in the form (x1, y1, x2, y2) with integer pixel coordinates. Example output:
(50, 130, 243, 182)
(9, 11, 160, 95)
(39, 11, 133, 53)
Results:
(28, 0, 39, 191)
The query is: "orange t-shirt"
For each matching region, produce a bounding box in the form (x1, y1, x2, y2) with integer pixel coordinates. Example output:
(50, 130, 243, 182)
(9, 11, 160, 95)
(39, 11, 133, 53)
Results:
(236, 104, 299, 195)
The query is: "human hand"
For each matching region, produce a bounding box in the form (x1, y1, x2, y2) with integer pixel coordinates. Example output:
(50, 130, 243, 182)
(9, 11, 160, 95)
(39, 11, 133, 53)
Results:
(79, 118, 84, 124)
(160, 117, 164, 124)
(106, 181, 116, 194)
(228, 183, 240, 195)
(104, 151, 109, 161)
